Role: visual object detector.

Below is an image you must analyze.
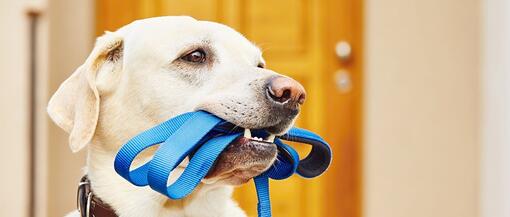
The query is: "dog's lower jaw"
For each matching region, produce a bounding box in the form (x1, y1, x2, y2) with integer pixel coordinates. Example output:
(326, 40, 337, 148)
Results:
(84, 144, 247, 217)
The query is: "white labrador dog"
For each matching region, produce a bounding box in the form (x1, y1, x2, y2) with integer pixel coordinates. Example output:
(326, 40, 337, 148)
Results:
(48, 16, 306, 217)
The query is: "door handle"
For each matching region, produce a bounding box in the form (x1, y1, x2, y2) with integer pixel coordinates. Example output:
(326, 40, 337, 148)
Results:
(335, 41, 352, 61)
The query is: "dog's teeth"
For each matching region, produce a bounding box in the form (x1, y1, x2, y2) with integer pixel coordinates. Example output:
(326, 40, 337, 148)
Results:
(253, 137, 263, 141)
(244, 128, 252, 138)
(266, 134, 276, 143)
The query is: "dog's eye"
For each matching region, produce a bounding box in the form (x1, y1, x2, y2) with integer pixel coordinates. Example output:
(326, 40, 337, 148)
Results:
(257, 63, 265, 68)
(181, 49, 206, 63)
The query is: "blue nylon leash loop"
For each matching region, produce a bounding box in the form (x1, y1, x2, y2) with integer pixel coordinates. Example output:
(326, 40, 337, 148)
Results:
(265, 139, 299, 180)
(114, 112, 194, 186)
(147, 111, 221, 196)
(114, 111, 332, 217)
(280, 128, 332, 178)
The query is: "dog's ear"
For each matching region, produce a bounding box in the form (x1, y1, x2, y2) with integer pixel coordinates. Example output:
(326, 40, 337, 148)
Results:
(47, 32, 123, 152)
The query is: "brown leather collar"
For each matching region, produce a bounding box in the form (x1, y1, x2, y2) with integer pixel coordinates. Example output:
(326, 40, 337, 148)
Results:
(77, 176, 118, 217)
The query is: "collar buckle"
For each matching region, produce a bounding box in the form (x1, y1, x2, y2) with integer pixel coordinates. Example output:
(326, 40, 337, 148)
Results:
(77, 177, 91, 217)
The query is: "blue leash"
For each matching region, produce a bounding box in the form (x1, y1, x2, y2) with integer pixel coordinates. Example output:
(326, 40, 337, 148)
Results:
(114, 111, 332, 217)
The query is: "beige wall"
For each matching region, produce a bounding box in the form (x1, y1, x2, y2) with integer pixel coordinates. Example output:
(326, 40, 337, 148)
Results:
(46, 0, 93, 216)
(481, 0, 510, 216)
(0, 1, 93, 216)
(364, 0, 480, 217)
(0, 1, 31, 216)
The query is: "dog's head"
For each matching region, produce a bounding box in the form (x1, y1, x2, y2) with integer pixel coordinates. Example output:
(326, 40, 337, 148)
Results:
(48, 16, 306, 185)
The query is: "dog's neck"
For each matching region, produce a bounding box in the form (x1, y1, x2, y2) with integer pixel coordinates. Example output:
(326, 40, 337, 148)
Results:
(85, 120, 246, 217)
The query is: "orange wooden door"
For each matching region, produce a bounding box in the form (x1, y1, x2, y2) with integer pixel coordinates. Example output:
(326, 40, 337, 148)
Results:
(96, 1, 362, 216)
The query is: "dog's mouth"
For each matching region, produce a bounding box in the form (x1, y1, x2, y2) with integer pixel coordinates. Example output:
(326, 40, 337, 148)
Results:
(203, 129, 278, 185)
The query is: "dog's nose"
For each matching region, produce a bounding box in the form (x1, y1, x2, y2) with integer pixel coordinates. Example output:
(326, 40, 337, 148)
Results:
(266, 76, 306, 105)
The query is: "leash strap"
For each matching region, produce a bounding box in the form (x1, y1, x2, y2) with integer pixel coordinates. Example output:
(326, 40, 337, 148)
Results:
(254, 174, 271, 217)
(114, 111, 332, 217)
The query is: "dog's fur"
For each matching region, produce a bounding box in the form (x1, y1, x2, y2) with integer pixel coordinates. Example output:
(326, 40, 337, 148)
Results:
(48, 16, 303, 217)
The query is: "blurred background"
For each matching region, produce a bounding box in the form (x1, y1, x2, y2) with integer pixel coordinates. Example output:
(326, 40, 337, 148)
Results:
(1, 0, 508, 217)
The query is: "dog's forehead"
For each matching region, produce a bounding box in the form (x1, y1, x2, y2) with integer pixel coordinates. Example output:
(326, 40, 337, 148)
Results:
(117, 16, 262, 61)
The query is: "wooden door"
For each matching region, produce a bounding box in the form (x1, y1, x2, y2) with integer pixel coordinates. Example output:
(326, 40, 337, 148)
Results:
(96, 1, 362, 216)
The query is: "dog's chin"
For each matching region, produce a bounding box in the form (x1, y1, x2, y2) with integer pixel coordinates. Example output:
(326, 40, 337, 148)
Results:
(204, 137, 278, 185)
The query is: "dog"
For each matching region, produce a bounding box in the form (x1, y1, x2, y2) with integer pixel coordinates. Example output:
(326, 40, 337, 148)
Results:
(48, 16, 306, 217)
